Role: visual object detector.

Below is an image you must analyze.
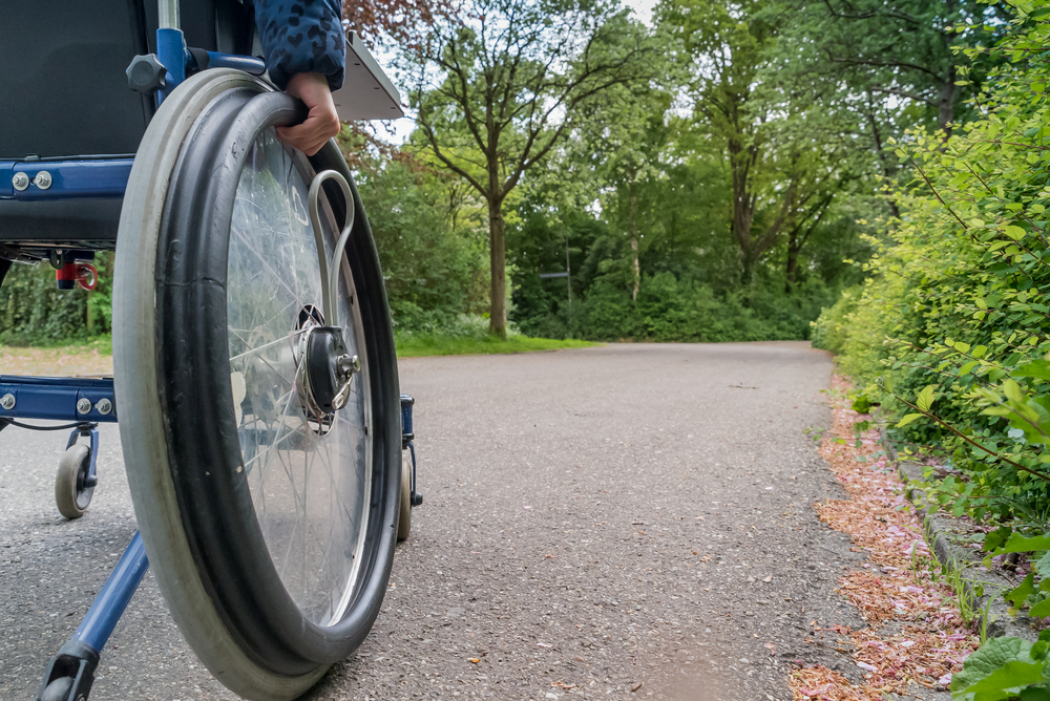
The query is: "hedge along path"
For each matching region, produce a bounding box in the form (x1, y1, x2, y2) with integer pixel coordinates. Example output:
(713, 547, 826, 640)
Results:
(789, 375, 978, 701)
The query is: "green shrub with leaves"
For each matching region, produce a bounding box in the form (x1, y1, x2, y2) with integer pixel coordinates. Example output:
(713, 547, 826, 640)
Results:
(354, 156, 488, 334)
(950, 633, 1050, 700)
(534, 272, 834, 342)
(0, 261, 108, 344)
(813, 0, 1050, 525)
(811, 4, 1050, 690)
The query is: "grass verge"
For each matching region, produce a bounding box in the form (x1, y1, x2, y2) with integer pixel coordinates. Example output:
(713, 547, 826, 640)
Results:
(0, 333, 595, 375)
(0, 335, 114, 376)
(395, 333, 597, 358)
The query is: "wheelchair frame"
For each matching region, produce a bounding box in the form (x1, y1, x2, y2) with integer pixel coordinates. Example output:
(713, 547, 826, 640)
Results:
(0, 3, 419, 699)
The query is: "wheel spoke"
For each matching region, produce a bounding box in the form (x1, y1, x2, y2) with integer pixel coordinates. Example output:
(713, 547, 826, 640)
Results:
(227, 129, 371, 627)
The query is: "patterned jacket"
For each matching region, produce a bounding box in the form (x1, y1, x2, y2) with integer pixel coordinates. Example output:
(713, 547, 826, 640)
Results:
(254, 0, 345, 91)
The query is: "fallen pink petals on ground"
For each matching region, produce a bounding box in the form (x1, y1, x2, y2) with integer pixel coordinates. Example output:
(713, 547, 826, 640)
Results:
(789, 375, 978, 701)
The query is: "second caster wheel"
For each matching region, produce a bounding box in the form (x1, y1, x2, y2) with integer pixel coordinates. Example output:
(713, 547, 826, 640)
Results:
(398, 454, 412, 541)
(56, 444, 93, 519)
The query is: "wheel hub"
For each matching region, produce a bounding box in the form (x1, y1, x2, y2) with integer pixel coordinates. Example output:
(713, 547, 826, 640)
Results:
(294, 308, 359, 433)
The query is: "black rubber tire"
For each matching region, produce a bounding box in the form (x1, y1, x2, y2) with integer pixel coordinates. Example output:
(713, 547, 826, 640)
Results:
(113, 70, 401, 701)
(55, 444, 92, 519)
(397, 454, 412, 541)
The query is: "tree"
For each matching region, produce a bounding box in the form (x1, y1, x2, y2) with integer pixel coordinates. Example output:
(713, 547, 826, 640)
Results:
(343, 137, 489, 328)
(660, 0, 862, 282)
(342, 0, 452, 52)
(575, 82, 671, 299)
(404, 0, 652, 338)
(764, 0, 1009, 138)
(658, 0, 773, 280)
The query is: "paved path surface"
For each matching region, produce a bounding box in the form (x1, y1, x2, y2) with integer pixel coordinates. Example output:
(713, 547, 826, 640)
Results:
(1, 342, 863, 701)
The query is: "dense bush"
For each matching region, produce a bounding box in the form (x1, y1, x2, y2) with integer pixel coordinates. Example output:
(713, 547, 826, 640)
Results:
(0, 257, 111, 345)
(812, 6, 1050, 526)
(517, 271, 836, 343)
(354, 156, 489, 333)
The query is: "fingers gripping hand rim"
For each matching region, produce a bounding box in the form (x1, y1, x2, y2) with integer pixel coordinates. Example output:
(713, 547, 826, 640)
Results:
(278, 72, 341, 156)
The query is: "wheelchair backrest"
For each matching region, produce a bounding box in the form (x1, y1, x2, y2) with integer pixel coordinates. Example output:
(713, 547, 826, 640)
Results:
(0, 0, 254, 161)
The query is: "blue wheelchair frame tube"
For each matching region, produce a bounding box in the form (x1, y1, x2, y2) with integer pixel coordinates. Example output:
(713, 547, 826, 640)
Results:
(0, 159, 131, 201)
(156, 27, 187, 103)
(205, 51, 268, 74)
(73, 533, 149, 652)
(155, 0, 265, 104)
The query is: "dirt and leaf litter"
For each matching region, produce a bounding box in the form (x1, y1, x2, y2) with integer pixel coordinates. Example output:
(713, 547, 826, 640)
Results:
(790, 375, 979, 700)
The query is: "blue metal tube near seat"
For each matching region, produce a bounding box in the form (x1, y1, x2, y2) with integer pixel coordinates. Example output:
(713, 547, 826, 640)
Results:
(0, 159, 132, 201)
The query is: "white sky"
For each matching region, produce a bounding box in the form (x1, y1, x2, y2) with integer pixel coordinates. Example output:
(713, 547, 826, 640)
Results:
(622, 0, 659, 26)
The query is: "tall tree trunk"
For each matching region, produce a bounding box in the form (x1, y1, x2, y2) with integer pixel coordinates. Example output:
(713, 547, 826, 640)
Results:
(785, 228, 802, 293)
(487, 196, 507, 340)
(728, 139, 756, 282)
(629, 184, 640, 301)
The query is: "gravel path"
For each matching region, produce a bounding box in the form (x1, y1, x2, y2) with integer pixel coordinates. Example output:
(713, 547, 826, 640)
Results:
(0, 342, 861, 701)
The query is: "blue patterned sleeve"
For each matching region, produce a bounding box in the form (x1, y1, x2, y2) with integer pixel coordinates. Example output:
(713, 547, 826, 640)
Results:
(254, 0, 345, 91)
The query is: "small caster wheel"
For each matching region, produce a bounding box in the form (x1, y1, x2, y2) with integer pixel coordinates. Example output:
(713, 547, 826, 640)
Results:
(39, 676, 73, 701)
(397, 454, 412, 541)
(56, 444, 93, 520)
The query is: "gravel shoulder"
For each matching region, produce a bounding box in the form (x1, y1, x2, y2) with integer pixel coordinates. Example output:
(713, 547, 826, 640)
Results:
(0, 342, 858, 701)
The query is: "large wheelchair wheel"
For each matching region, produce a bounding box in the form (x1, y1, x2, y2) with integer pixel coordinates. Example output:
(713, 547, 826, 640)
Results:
(112, 70, 401, 701)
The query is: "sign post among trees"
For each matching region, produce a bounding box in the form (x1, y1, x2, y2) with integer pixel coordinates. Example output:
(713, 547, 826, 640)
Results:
(404, 0, 652, 339)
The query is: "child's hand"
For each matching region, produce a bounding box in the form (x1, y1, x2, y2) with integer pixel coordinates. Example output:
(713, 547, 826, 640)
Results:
(277, 72, 341, 156)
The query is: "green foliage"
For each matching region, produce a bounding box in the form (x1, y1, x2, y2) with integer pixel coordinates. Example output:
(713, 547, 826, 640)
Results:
(949, 529, 1050, 700)
(951, 635, 1049, 701)
(814, 0, 1050, 525)
(403, 0, 657, 336)
(0, 262, 105, 345)
(520, 271, 835, 342)
(811, 286, 859, 354)
(352, 151, 488, 333)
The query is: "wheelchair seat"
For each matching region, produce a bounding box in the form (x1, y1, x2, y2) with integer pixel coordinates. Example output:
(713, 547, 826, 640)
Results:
(0, 0, 254, 249)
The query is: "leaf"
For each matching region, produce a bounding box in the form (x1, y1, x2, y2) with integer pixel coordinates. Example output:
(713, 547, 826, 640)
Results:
(1006, 225, 1028, 240)
(951, 637, 1037, 701)
(969, 662, 1046, 701)
(1029, 598, 1050, 618)
(897, 413, 924, 428)
(1014, 361, 1050, 381)
(974, 345, 988, 359)
(997, 533, 1050, 555)
(1036, 551, 1050, 577)
(1005, 379, 1026, 404)
(1006, 574, 1037, 609)
(917, 385, 938, 413)
(985, 526, 1015, 552)
(1018, 685, 1050, 700)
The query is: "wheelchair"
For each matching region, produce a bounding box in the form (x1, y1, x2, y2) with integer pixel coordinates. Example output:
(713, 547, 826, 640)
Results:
(0, 2, 421, 700)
